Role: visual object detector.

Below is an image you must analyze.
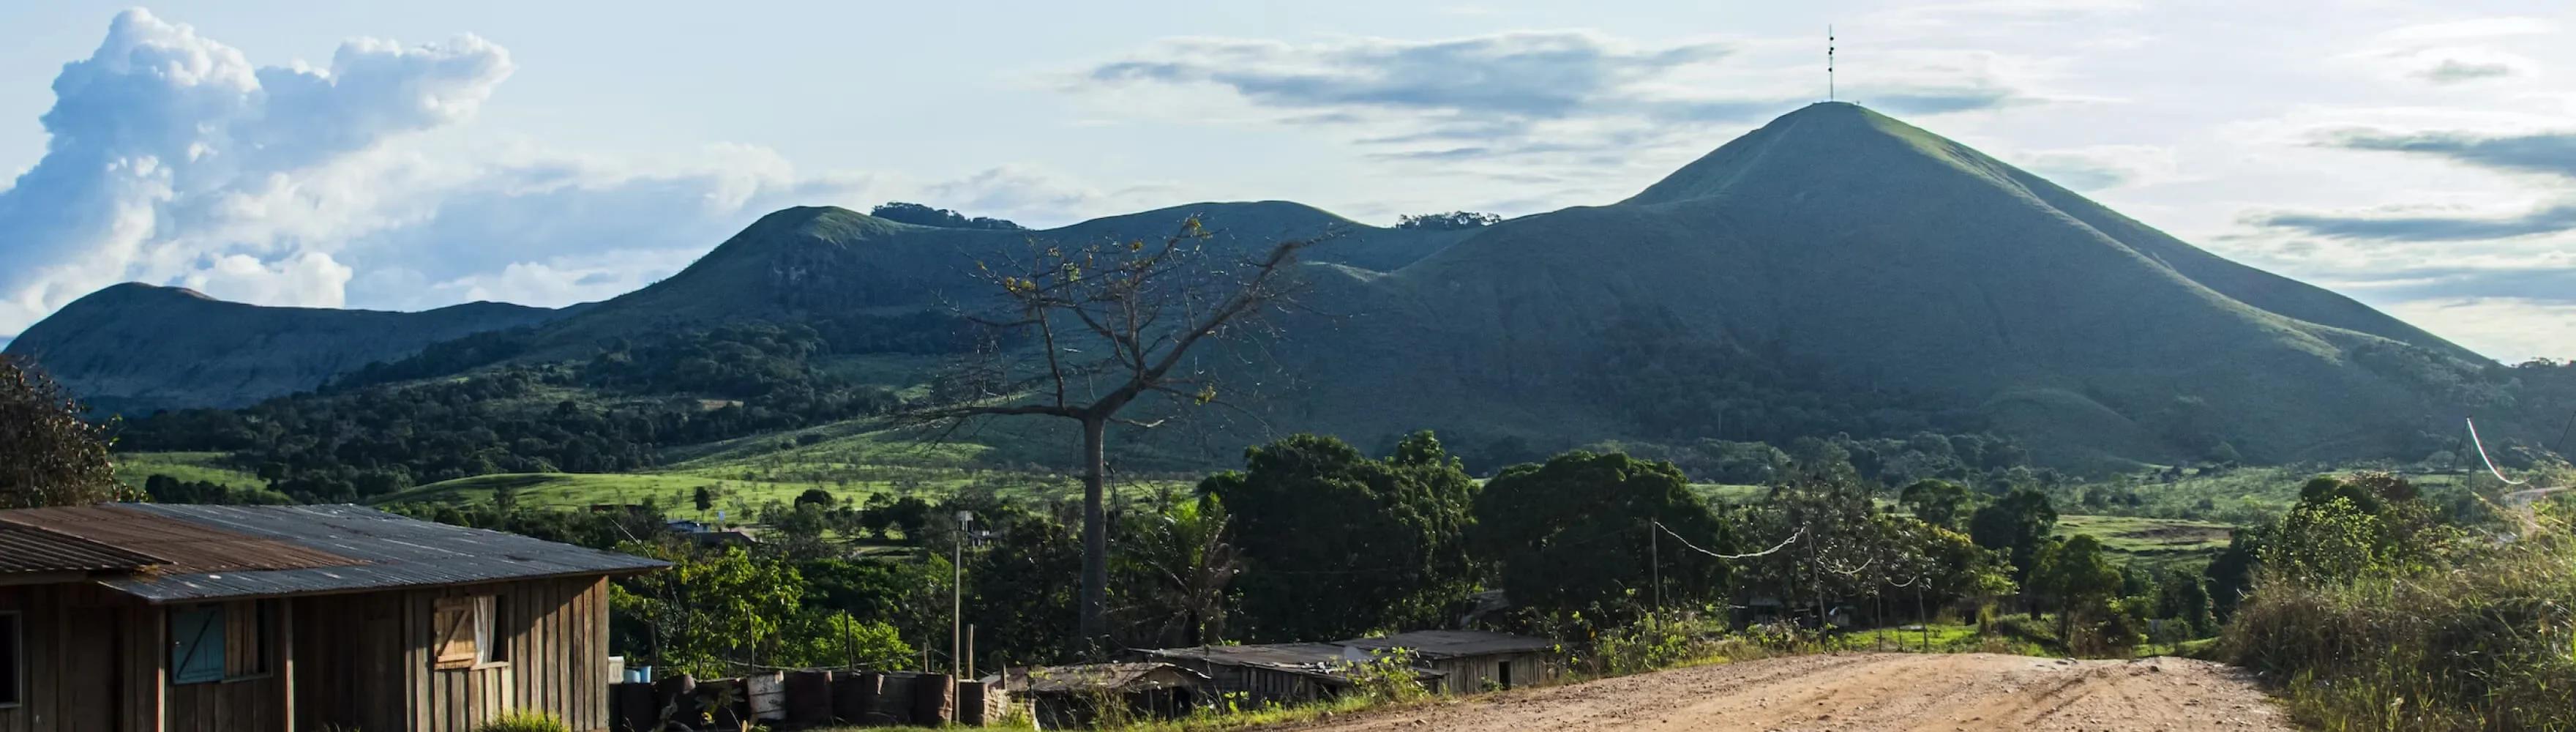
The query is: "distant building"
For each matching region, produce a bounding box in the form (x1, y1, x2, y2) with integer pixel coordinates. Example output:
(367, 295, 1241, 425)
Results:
(664, 518, 759, 547)
(1334, 630, 1562, 693)
(1142, 642, 1445, 706)
(1002, 662, 1209, 728)
(0, 504, 664, 732)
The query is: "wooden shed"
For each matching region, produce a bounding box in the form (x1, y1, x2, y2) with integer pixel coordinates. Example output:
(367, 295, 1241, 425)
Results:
(1140, 643, 1444, 707)
(1335, 630, 1562, 694)
(0, 504, 664, 732)
(1003, 662, 1208, 728)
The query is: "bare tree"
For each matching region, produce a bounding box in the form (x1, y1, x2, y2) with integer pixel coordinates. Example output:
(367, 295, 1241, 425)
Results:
(911, 216, 1319, 656)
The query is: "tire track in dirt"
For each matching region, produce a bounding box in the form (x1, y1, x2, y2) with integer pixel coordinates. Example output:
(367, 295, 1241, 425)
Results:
(1264, 652, 2293, 732)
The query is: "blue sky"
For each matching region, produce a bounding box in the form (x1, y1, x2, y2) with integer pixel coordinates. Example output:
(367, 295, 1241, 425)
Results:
(1, 1, 2572, 361)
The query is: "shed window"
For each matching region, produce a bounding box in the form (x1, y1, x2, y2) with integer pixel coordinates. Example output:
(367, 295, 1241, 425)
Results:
(170, 605, 228, 684)
(1, 612, 20, 707)
(169, 601, 274, 684)
(433, 594, 506, 670)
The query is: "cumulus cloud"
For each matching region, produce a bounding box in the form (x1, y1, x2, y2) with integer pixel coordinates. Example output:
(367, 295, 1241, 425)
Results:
(182, 251, 356, 307)
(1074, 31, 2025, 165)
(0, 10, 1128, 332)
(0, 9, 511, 332)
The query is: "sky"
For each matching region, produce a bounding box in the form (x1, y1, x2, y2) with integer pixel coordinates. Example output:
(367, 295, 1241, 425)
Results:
(0, 1, 2569, 362)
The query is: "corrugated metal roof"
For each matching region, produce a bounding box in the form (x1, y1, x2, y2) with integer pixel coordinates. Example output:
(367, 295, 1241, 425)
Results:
(0, 504, 665, 602)
(1142, 643, 1448, 684)
(1009, 663, 1210, 695)
(0, 504, 363, 572)
(1336, 630, 1559, 660)
(0, 522, 165, 575)
(1145, 643, 1360, 668)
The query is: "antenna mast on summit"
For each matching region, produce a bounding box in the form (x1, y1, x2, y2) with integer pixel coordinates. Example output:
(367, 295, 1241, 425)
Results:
(1827, 25, 1837, 101)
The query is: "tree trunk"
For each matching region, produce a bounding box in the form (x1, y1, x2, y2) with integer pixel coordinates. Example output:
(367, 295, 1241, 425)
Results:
(1079, 415, 1110, 658)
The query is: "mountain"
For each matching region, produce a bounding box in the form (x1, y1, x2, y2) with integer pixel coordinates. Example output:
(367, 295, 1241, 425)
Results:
(521, 201, 1471, 354)
(1, 283, 577, 411)
(12, 102, 2512, 469)
(1259, 103, 2490, 466)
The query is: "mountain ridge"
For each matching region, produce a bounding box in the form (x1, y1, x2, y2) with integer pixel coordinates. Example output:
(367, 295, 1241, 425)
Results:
(7, 102, 2512, 467)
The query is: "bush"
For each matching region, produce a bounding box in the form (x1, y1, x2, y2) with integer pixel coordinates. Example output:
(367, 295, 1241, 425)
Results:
(2225, 537, 2575, 731)
(473, 712, 569, 732)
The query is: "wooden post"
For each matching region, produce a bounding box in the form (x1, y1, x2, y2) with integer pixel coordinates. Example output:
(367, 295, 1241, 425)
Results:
(1647, 520, 1660, 613)
(280, 600, 296, 732)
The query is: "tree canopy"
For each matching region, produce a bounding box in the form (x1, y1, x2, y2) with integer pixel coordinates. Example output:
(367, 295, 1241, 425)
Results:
(869, 201, 1027, 230)
(1967, 489, 2058, 581)
(1395, 211, 1502, 230)
(1202, 432, 1480, 641)
(1474, 450, 1728, 623)
(1, 355, 121, 508)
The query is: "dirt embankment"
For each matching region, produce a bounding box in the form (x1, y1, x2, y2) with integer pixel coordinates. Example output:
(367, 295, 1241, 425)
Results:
(1269, 652, 2291, 732)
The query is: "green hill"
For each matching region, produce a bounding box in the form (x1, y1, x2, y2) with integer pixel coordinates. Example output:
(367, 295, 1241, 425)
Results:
(27, 102, 2546, 480)
(3, 282, 576, 411)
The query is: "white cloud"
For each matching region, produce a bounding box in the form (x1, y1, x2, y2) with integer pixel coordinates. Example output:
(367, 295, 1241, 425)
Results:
(2383, 297, 2576, 362)
(0, 8, 512, 332)
(0, 10, 1131, 333)
(2013, 143, 2179, 191)
(1071, 31, 2035, 170)
(181, 252, 354, 307)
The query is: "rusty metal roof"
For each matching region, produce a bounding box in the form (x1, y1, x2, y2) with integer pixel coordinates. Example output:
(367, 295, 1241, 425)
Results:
(1335, 630, 1559, 660)
(1008, 662, 1210, 695)
(1139, 643, 1449, 684)
(0, 504, 364, 573)
(0, 522, 165, 575)
(0, 504, 665, 603)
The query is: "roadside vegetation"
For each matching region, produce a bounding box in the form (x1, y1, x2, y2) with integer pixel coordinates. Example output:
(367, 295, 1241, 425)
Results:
(2220, 468, 2575, 731)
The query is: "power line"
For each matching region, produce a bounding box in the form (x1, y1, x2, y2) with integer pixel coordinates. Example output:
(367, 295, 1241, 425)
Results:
(1655, 522, 1803, 559)
(2467, 417, 2528, 485)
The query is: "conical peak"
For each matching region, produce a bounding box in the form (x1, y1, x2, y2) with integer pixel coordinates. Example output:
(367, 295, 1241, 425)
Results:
(1620, 102, 1980, 206)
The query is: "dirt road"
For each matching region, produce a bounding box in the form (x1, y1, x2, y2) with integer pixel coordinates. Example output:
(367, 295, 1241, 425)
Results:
(1271, 653, 2293, 732)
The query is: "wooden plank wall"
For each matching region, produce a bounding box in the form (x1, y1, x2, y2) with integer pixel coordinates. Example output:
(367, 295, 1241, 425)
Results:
(0, 583, 166, 732)
(0, 585, 51, 732)
(293, 590, 411, 732)
(291, 576, 609, 732)
(5, 574, 614, 732)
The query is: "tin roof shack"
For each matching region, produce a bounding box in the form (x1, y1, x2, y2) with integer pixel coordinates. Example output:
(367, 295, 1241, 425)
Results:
(1336, 630, 1561, 694)
(1004, 662, 1208, 728)
(0, 504, 664, 732)
(1140, 643, 1445, 707)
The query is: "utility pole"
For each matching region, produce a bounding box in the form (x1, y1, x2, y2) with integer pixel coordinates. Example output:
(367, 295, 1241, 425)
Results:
(1648, 520, 1662, 612)
(1827, 25, 1837, 101)
(954, 510, 973, 677)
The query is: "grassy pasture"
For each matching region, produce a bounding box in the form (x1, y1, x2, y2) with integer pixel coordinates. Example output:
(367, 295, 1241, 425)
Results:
(113, 451, 266, 490)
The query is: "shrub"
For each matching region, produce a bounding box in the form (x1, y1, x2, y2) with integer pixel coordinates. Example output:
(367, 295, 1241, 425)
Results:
(2225, 537, 2574, 731)
(473, 712, 569, 732)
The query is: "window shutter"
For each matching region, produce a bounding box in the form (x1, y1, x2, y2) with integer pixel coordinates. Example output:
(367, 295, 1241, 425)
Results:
(433, 597, 479, 668)
(170, 606, 227, 684)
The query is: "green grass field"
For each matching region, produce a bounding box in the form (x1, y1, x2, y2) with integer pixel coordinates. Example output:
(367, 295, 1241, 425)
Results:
(114, 452, 266, 490)
(2055, 514, 2235, 566)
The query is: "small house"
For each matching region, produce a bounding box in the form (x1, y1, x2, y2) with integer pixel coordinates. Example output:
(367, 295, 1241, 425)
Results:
(0, 504, 664, 732)
(1140, 643, 1443, 706)
(1003, 662, 1208, 728)
(1334, 630, 1561, 693)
